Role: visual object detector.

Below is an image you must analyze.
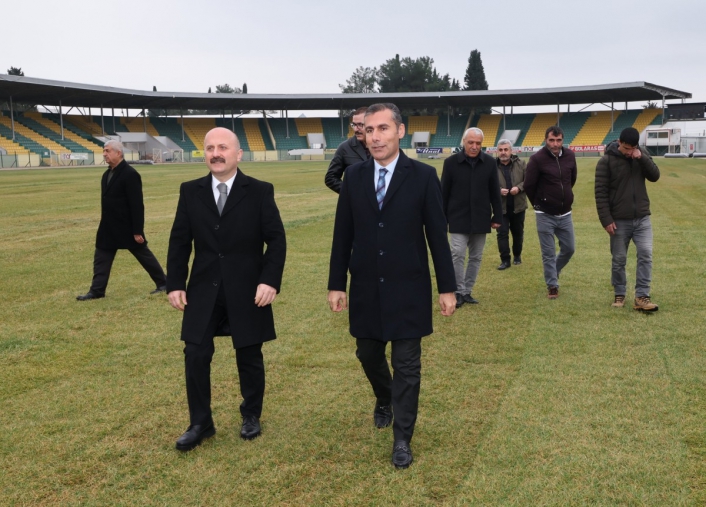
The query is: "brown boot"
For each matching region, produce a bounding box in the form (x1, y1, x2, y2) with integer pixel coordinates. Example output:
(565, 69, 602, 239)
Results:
(612, 295, 625, 308)
(634, 296, 658, 312)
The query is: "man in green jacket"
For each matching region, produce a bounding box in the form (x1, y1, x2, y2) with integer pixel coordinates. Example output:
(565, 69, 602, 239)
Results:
(495, 139, 528, 270)
(594, 127, 660, 311)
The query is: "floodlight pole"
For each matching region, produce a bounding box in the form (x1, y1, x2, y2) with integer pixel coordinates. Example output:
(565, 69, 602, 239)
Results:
(9, 96, 15, 140)
(59, 100, 64, 140)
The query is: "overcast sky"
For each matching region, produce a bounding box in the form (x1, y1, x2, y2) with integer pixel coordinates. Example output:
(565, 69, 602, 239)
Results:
(3, 0, 704, 113)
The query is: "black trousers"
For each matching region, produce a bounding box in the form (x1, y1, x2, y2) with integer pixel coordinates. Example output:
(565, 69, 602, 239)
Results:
(356, 337, 421, 443)
(496, 211, 526, 262)
(183, 285, 265, 426)
(89, 247, 166, 296)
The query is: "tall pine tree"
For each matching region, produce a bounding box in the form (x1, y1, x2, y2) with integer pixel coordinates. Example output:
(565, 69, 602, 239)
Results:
(463, 50, 489, 114)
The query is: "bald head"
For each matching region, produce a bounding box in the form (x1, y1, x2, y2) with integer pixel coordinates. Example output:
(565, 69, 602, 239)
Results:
(204, 127, 243, 182)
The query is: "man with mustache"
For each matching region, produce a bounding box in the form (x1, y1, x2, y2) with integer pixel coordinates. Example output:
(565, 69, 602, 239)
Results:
(167, 127, 286, 451)
(328, 103, 456, 469)
(494, 139, 528, 270)
(325, 106, 370, 193)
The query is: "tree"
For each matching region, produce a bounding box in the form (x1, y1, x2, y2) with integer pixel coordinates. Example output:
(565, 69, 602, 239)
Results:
(216, 83, 241, 94)
(643, 101, 659, 109)
(7, 67, 24, 76)
(242, 83, 248, 94)
(339, 66, 379, 94)
(153, 85, 157, 91)
(3, 66, 36, 112)
(463, 50, 489, 91)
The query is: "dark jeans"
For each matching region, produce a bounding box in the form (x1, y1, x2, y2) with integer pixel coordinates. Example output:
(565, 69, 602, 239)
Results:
(356, 337, 422, 443)
(183, 285, 265, 426)
(89, 246, 166, 296)
(496, 211, 525, 262)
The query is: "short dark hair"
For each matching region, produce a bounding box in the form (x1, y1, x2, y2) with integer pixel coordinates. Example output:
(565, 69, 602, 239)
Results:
(619, 127, 640, 147)
(351, 106, 368, 118)
(365, 103, 403, 127)
(545, 125, 564, 139)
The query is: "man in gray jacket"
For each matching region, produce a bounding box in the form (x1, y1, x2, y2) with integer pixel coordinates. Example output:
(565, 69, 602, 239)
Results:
(495, 140, 527, 270)
(325, 107, 370, 193)
(595, 127, 660, 311)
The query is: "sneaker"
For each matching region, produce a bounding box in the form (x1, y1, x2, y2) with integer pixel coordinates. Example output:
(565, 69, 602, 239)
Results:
(634, 296, 658, 312)
(612, 295, 625, 308)
(547, 286, 559, 299)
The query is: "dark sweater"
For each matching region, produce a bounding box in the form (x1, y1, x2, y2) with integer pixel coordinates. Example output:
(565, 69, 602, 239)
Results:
(524, 145, 577, 215)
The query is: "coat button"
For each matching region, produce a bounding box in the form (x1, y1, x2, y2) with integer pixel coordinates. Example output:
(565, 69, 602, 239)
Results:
(213, 282, 218, 286)
(378, 222, 384, 227)
(379, 250, 384, 256)
(379, 277, 384, 282)
(219, 253, 224, 258)
(214, 225, 219, 230)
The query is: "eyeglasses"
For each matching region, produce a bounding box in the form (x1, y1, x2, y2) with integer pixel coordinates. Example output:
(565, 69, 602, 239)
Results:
(350, 122, 365, 129)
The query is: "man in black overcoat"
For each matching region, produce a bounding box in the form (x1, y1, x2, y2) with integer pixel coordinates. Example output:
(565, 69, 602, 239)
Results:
(76, 140, 166, 300)
(328, 103, 457, 469)
(167, 128, 286, 451)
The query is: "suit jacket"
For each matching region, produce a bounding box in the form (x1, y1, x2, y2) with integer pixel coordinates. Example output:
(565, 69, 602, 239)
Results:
(324, 136, 368, 193)
(166, 170, 286, 347)
(328, 151, 456, 341)
(441, 151, 503, 234)
(95, 159, 147, 250)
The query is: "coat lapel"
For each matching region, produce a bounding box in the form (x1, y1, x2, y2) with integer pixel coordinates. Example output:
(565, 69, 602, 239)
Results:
(360, 159, 379, 212)
(197, 174, 220, 216)
(221, 170, 248, 217)
(380, 151, 409, 209)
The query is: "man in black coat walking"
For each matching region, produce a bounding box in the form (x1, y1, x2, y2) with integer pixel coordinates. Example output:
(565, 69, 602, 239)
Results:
(328, 103, 456, 469)
(167, 128, 286, 451)
(76, 140, 166, 300)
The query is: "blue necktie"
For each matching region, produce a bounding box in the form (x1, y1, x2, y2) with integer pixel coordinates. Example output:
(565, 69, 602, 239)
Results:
(376, 168, 388, 209)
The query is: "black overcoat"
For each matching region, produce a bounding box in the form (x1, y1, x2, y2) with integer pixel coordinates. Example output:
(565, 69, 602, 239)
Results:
(95, 160, 148, 250)
(166, 170, 286, 348)
(328, 151, 456, 341)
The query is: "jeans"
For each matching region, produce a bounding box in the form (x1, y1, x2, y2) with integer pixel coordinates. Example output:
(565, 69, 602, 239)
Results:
(496, 211, 525, 262)
(610, 216, 653, 297)
(450, 233, 486, 295)
(535, 212, 575, 288)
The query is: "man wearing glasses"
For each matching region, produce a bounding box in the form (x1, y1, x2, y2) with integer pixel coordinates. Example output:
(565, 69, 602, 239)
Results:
(325, 106, 370, 193)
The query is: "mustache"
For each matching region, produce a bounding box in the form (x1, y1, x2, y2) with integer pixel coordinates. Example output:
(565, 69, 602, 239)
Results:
(210, 157, 226, 164)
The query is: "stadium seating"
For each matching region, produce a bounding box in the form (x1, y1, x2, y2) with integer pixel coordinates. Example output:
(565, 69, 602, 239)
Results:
(522, 113, 562, 147)
(321, 117, 350, 150)
(18, 113, 94, 153)
(632, 108, 663, 133)
(214, 118, 251, 151)
(601, 109, 640, 145)
(0, 116, 67, 154)
(121, 116, 160, 137)
(407, 116, 438, 135)
(429, 114, 467, 148)
(570, 111, 619, 146)
(64, 115, 105, 136)
(269, 119, 306, 150)
(43, 115, 104, 150)
(475, 114, 502, 147)
(178, 118, 215, 149)
(242, 118, 268, 151)
(0, 127, 32, 155)
(151, 118, 198, 152)
(0, 119, 49, 155)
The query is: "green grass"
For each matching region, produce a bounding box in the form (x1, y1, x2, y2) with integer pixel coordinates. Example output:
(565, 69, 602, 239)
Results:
(1, 158, 705, 506)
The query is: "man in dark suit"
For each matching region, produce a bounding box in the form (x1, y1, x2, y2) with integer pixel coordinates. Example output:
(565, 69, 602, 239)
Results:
(324, 106, 370, 193)
(167, 127, 286, 451)
(76, 140, 166, 300)
(328, 103, 456, 469)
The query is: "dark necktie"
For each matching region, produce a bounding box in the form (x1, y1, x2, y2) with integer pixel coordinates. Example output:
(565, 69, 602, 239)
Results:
(376, 168, 388, 209)
(217, 183, 227, 215)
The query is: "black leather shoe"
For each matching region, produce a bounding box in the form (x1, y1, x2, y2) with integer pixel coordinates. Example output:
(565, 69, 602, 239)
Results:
(373, 403, 393, 429)
(391, 440, 413, 469)
(150, 285, 167, 295)
(463, 294, 479, 304)
(240, 415, 261, 440)
(175, 423, 216, 451)
(455, 293, 465, 309)
(497, 261, 511, 270)
(513, 257, 522, 265)
(76, 292, 104, 301)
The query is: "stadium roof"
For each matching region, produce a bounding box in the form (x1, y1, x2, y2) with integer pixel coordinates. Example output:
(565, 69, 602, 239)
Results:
(0, 74, 692, 112)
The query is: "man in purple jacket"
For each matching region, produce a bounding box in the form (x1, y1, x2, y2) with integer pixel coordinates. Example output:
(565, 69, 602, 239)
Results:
(524, 126, 577, 299)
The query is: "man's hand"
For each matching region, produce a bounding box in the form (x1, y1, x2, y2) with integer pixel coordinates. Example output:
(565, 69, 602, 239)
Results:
(605, 222, 617, 235)
(328, 290, 348, 312)
(510, 186, 520, 196)
(491, 222, 502, 229)
(500, 188, 509, 196)
(439, 293, 456, 316)
(255, 284, 277, 307)
(168, 290, 187, 311)
(631, 148, 642, 159)
(134, 234, 145, 244)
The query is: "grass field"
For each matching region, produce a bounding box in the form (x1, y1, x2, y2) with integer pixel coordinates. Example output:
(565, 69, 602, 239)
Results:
(1, 157, 705, 506)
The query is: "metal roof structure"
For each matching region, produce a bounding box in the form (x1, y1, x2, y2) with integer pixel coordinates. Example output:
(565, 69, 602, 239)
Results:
(0, 74, 692, 112)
